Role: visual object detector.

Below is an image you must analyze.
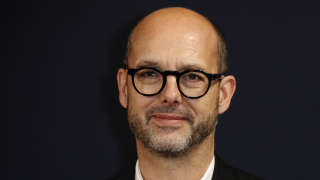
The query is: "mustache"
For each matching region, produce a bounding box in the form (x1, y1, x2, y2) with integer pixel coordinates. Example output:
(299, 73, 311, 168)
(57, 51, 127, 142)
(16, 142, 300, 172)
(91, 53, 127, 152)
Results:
(145, 106, 194, 125)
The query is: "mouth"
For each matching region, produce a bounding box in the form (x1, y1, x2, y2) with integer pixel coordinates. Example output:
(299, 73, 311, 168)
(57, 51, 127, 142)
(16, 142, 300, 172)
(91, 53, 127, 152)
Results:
(151, 113, 188, 126)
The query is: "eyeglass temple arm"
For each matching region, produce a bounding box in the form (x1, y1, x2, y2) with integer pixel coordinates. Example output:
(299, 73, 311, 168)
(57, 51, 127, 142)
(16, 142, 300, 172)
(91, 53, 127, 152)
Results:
(208, 72, 228, 80)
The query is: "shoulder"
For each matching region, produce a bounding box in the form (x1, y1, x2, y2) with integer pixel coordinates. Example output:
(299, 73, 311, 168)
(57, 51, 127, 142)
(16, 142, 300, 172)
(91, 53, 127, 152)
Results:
(213, 155, 264, 180)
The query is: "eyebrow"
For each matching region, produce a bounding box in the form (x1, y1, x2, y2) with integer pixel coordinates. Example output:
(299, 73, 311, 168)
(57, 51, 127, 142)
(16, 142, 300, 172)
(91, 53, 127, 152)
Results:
(178, 64, 207, 72)
(136, 60, 161, 69)
(135, 59, 208, 72)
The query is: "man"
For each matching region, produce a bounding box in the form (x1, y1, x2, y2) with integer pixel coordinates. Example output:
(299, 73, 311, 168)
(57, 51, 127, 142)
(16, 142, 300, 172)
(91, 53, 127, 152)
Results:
(116, 7, 262, 180)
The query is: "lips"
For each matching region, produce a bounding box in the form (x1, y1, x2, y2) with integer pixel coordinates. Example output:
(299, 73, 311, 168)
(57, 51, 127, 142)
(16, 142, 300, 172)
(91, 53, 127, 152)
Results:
(151, 113, 187, 126)
(152, 114, 187, 120)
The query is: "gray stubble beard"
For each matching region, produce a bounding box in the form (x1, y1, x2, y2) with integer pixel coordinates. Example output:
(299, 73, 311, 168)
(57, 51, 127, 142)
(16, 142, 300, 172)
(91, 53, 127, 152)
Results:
(128, 105, 218, 158)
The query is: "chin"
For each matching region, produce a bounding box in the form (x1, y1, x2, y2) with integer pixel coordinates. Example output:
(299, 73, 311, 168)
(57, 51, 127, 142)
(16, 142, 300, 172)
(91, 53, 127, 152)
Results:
(146, 126, 193, 156)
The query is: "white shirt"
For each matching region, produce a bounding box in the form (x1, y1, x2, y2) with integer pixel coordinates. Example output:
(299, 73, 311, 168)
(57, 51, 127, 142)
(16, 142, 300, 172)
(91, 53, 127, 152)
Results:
(135, 155, 215, 180)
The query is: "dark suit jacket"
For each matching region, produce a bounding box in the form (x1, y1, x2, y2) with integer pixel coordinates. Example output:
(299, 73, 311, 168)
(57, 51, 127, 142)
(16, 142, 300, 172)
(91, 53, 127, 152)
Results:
(111, 155, 263, 180)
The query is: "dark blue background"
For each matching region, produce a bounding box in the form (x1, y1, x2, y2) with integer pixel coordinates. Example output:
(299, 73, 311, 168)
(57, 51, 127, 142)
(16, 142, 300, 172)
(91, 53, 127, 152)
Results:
(7, 0, 320, 179)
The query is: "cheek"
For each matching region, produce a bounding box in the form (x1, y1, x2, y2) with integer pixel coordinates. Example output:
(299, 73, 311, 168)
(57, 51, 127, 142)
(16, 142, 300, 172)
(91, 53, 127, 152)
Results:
(186, 89, 219, 117)
(127, 84, 155, 113)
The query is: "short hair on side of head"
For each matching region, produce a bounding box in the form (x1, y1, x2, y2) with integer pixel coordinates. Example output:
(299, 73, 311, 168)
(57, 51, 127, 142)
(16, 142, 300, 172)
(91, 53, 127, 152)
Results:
(123, 7, 228, 73)
(214, 24, 228, 73)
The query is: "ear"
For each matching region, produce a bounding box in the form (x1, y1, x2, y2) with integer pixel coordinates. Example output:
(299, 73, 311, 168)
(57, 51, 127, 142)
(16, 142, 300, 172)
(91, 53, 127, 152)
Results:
(117, 68, 128, 109)
(218, 75, 236, 114)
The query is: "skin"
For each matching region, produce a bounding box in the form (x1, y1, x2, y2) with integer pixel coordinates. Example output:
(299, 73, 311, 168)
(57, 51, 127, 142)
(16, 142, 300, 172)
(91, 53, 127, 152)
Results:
(117, 7, 236, 180)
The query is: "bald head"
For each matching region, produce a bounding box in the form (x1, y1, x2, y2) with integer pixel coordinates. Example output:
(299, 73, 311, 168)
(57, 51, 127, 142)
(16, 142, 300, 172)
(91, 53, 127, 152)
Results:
(125, 7, 227, 73)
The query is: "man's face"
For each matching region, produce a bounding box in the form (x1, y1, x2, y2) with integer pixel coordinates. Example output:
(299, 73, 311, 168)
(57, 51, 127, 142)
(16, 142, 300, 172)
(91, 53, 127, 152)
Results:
(120, 16, 221, 156)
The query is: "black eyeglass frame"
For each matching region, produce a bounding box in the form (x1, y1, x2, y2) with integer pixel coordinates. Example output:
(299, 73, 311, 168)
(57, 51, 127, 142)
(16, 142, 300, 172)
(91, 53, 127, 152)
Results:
(127, 67, 226, 99)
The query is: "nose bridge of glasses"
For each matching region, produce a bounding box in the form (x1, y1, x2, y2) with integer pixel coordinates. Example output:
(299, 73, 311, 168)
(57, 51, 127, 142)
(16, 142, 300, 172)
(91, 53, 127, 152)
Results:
(162, 70, 181, 78)
(162, 70, 181, 87)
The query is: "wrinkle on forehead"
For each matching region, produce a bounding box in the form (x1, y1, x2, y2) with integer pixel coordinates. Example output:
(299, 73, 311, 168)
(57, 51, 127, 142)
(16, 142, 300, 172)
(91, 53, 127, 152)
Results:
(134, 57, 212, 73)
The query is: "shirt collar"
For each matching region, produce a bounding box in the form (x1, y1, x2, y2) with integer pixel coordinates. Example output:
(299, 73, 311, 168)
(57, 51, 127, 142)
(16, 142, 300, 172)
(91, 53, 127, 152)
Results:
(135, 160, 143, 180)
(135, 155, 215, 180)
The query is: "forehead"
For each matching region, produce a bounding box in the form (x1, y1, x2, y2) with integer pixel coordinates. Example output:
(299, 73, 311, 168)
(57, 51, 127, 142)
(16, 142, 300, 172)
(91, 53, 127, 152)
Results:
(128, 9, 219, 72)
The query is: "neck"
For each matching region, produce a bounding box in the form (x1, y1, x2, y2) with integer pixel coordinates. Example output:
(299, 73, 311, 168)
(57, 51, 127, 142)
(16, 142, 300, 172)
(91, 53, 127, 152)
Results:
(136, 132, 215, 180)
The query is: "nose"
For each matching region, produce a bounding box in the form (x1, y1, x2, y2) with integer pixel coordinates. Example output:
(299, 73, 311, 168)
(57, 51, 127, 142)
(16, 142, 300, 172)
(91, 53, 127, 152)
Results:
(159, 75, 182, 105)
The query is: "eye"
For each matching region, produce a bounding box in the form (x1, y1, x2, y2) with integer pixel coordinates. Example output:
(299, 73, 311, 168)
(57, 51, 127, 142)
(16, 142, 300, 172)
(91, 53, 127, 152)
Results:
(141, 70, 157, 78)
(187, 74, 199, 80)
(135, 68, 162, 85)
(184, 72, 204, 81)
(136, 69, 160, 80)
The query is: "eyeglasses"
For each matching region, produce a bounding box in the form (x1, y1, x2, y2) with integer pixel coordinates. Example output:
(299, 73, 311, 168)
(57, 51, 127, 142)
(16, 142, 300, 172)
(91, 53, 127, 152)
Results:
(127, 67, 225, 99)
